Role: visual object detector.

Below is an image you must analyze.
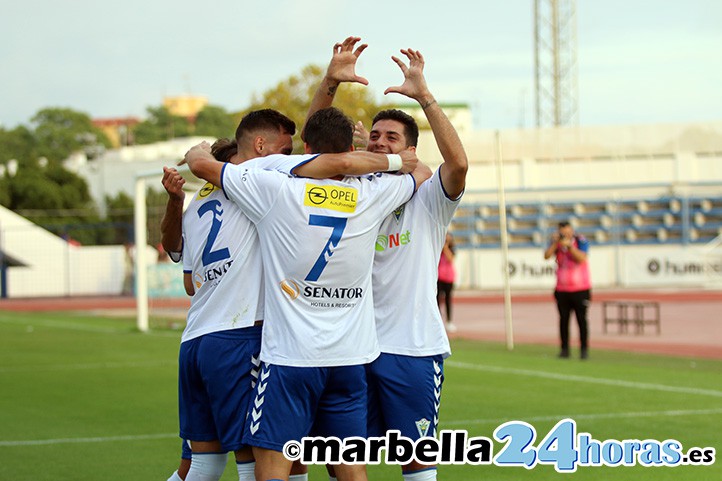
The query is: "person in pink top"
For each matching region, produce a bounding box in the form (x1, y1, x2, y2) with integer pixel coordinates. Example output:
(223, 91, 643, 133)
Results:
(544, 221, 591, 359)
(437, 232, 457, 333)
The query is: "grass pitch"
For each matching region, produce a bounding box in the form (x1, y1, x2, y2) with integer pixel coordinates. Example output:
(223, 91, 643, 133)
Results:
(0, 311, 719, 480)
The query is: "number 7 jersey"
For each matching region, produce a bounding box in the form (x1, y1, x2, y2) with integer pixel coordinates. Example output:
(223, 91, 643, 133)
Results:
(221, 165, 416, 367)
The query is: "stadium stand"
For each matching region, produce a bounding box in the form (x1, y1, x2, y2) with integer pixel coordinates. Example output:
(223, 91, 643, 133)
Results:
(450, 194, 722, 249)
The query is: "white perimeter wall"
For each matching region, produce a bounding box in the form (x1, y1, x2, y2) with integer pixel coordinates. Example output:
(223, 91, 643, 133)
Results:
(456, 244, 722, 291)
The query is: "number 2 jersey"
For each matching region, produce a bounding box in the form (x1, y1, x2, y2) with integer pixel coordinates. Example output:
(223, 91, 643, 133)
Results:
(221, 165, 416, 367)
(180, 154, 316, 344)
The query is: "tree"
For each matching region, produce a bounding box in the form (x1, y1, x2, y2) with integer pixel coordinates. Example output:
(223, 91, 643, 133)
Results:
(194, 105, 236, 139)
(0, 125, 38, 167)
(105, 188, 170, 248)
(133, 106, 192, 145)
(243, 64, 393, 149)
(31, 107, 111, 164)
(105, 191, 135, 244)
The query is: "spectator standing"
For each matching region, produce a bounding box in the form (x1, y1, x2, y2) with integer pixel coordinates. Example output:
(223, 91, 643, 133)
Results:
(437, 232, 457, 333)
(544, 221, 591, 359)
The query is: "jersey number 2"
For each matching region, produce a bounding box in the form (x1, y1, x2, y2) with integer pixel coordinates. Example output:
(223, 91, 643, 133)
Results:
(197, 200, 230, 267)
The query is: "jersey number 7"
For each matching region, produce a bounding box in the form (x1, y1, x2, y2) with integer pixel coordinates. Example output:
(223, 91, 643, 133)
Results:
(305, 214, 347, 282)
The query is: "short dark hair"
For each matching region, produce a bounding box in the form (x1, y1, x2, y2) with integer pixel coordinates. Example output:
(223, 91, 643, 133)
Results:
(210, 138, 237, 163)
(558, 221, 571, 228)
(372, 109, 419, 147)
(302, 107, 354, 154)
(235, 109, 296, 143)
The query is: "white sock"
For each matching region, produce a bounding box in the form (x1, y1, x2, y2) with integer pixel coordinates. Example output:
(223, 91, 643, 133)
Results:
(185, 453, 227, 481)
(289, 474, 308, 481)
(236, 460, 255, 481)
(167, 471, 183, 481)
(402, 467, 437, 481)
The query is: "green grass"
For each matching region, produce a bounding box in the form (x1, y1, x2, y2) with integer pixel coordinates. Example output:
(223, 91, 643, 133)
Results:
(0, 311, 719, 480)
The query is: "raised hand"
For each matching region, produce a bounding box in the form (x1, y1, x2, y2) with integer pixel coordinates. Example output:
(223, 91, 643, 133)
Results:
(178, 141, 212, 166)
(353, 121, 369, 150)
(326, 36, 369, 85)
(161, 167, 185, 201)
(398, 149, 419, 174)
(384, 48, 432, 105)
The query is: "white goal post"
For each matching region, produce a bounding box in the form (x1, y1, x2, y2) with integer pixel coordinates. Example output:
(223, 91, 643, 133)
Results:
(134, 166, 201, 332)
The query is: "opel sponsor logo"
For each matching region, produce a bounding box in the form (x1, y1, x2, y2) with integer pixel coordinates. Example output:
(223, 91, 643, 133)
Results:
(199, 183, 215, 198)
(307, 187, 328, 205)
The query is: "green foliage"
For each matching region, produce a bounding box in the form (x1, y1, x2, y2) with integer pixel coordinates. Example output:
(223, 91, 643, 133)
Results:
(0, 125, 38, 167)
(8, 168, 66, 211)
(31, 107, 110, 163)
(105, 191, 135, 244)
(11, 167, 103, 245)
(132, 106, 192, 145)
(5, 161, 93, 210)
(0, 108, 107, 244)
(104, 188, 167, 247)
(193, 104, 235, 139)
(244, 64, 393, 150)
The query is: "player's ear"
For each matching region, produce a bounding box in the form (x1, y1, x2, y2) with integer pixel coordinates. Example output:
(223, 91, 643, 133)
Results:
(254, 136, 264, 155)
(304, 142, 312, 154)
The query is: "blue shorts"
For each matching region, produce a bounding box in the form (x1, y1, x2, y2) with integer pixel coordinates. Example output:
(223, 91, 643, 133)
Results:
(366, 353, 444, 439)
(178, 326, 262, 452)
(242, 363, 367, 452)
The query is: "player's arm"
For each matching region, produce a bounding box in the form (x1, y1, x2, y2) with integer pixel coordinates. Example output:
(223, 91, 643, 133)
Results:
(180, 142, 222, 187)
(183, 272, 195, 296)
(304, 36, 368, 136)
(409, 161, 433, 192)
(160, 167, 185, 259)
(292, 150, 418, 178)
(385, 48, 468, 198)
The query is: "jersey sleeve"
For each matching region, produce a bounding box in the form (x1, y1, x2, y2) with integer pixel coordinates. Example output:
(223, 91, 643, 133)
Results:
(415, 167, 464, 227)
(243, 153, 320, 175)
(367, 173, 416, 218)
(181, 230, 191, 273)
(220, 163, 287, 223)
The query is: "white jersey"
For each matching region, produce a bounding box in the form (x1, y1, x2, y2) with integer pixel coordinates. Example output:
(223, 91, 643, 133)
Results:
(180, 154, 316, 343)
(221, 164, 415, 367)
(372, 167, 462, 358)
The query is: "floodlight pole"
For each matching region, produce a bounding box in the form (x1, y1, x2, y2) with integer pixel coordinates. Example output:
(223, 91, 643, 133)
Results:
(495, 131, 514, 350)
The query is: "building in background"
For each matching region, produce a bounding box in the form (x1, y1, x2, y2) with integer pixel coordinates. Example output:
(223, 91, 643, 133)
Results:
(162, 95, 208, 121)
(92, 117, 140, 148)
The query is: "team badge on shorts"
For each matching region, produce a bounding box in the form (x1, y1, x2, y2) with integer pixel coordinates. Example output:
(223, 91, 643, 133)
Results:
(415, 418, 431, 437)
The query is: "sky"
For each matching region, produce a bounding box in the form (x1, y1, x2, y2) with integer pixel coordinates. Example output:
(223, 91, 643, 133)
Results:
(1, 0, 721, 131)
